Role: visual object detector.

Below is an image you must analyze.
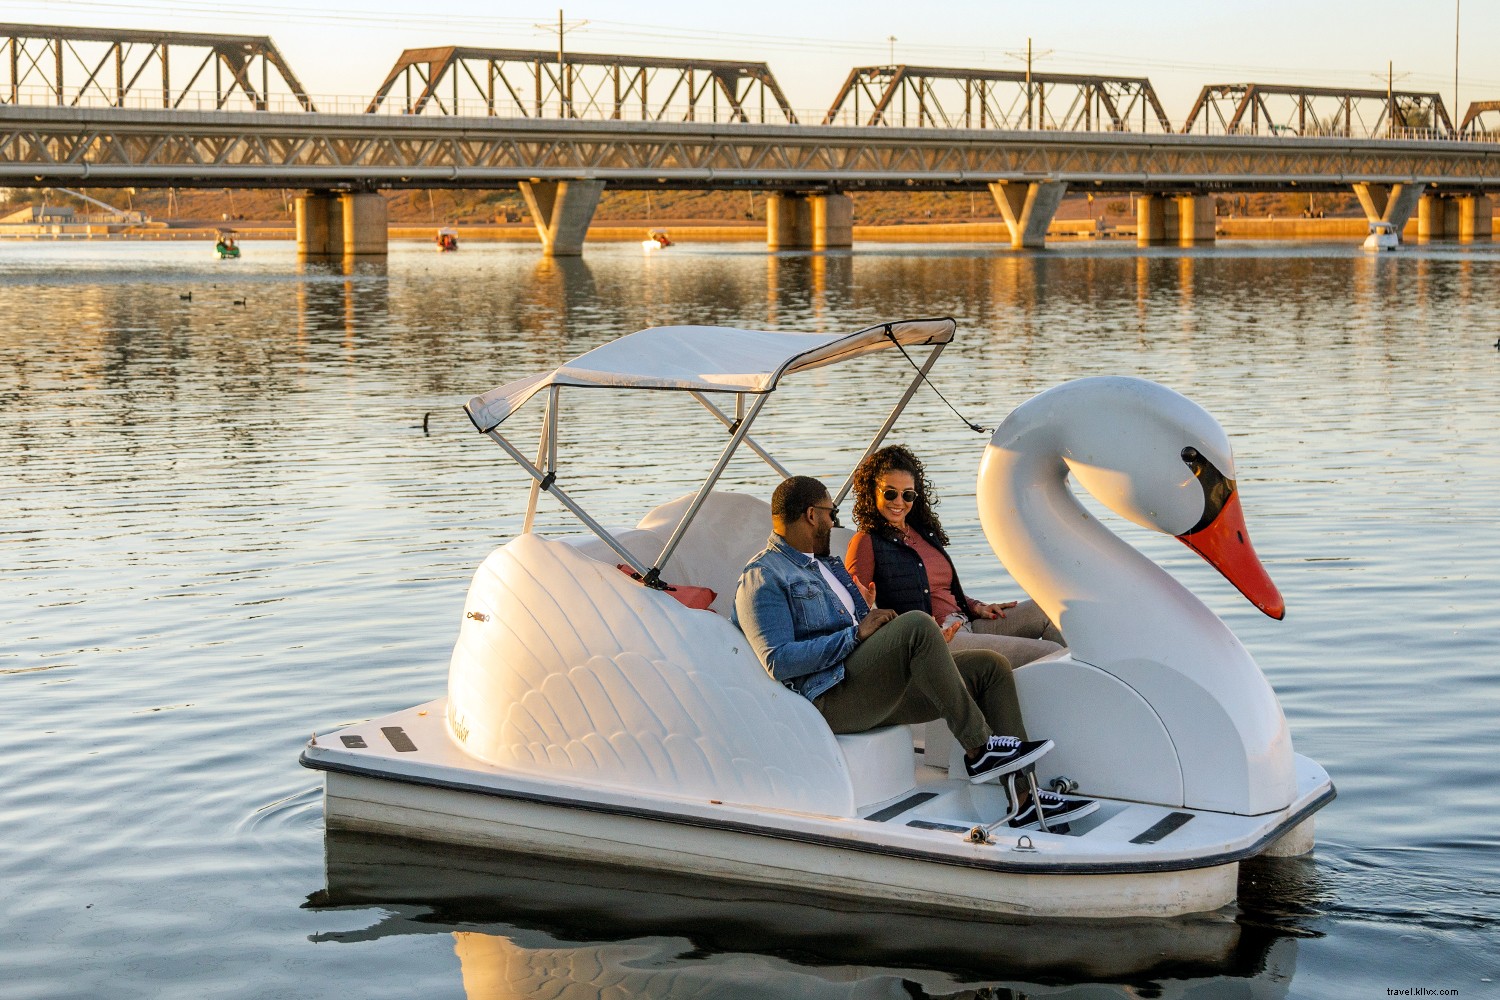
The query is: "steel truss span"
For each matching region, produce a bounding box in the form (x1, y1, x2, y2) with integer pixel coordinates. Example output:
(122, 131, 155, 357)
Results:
(366, 47, 797, 124)
(823, 65, 1172, 133)
(1181, 83, 1456, 139)
(1461, 101, 1500, 140)
(0, 22, 314, 112)
(6, 106, 1500, 192)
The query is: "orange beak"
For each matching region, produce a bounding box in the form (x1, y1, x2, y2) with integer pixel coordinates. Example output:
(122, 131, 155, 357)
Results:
(1177, 489, 1285, 620)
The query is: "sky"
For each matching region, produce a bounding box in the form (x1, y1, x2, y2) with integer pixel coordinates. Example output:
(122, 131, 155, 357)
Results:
(8, 0, 1496, 122)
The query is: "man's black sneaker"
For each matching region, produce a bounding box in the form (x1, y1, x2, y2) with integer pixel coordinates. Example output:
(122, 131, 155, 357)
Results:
(964, 735, 1054, 784)
(1008, 791, 1100, 829)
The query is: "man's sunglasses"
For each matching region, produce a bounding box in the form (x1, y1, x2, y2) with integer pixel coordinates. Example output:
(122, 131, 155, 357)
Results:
(880, 488, 918, 503)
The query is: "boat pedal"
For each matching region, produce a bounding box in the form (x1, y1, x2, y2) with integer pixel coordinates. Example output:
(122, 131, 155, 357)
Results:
(864, 791, 938, 823)
(340, 735, 368, 749)
(1130, 811, 1194, 844)
(380, 726, 418, 752)
(906, 819, 972, 834)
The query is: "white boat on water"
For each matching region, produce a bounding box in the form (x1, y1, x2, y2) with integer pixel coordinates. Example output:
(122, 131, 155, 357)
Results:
(301, 318, 1334, 919)
(1363, 220, 1399, 251)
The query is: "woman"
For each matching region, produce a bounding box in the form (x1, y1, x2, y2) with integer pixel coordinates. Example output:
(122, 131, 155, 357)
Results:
(845, 444, 1063, 668)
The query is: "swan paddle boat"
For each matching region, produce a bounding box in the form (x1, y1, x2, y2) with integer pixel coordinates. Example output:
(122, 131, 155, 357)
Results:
(301, 318, 1334, 919)
(1363, 220, 1399, 251)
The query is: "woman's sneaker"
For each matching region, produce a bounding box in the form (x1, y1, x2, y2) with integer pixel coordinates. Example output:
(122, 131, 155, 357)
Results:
(964, 735, 1054, 783)
(1008, 790, 1100, 830)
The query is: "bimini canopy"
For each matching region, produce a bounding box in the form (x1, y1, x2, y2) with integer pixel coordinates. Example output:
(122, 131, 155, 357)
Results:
(465, 318, 955, 433)
(465, 317, 958, 586)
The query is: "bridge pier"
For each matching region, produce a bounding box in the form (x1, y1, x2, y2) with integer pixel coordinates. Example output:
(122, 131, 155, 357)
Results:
(1137, 194, 1166, 245)
(296, 191, 388, 257)
(1418, 195, 1459, 240)
(1353, 183, 1422, 244)
(519, 179, 605, 257)
(1137, 194, 1215, 245)
(989, 181, 1067, 249)
(767, 193, 812, 250)
(766, 193, 851, 251)
(295, 191, 342, 256)
(813, 193, 853, 250)
(342, 192, 388, 256)
(1417, 194, 1491, 240)
(1460, 195, 1493, 240)
(1176, 195, 1217, 244)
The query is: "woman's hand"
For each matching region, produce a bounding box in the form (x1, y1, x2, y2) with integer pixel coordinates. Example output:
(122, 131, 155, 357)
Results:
(856, 578, 877, 610)
(974, 600, 1019, 620)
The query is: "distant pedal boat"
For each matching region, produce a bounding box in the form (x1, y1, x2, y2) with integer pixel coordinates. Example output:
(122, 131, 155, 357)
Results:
(1363, 220, 1399, 251)
(214, 229, 240, 258)
(301, 319, 1334, 919)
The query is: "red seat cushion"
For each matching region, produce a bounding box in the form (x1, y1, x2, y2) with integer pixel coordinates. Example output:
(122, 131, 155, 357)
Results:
(616, 564, 717, 611)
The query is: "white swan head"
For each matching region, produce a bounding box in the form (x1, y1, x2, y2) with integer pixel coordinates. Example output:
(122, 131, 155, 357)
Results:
(980, 377, 1297, 814)
(986, 376, 1284, 619)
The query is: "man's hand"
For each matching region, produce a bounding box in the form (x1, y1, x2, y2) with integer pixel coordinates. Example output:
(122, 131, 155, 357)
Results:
(856, 608, 897, 642)
(941, 619, 963, 643)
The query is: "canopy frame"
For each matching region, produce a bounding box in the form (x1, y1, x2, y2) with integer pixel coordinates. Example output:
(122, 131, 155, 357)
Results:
(472, 319, 956, 587)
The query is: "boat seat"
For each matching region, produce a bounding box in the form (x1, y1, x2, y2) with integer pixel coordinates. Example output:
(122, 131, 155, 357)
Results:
(835, 725, 915, 809)
(636, 491, 853, 617)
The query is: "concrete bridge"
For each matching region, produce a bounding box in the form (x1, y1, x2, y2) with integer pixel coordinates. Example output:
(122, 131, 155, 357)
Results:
(5, 22, 1500, 255)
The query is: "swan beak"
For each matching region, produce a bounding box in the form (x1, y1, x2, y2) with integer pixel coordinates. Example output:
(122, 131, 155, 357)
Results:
(1176, 490, 1285, 620)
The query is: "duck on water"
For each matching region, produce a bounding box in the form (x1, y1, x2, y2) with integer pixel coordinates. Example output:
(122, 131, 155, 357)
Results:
(300, 318, 1334, 919)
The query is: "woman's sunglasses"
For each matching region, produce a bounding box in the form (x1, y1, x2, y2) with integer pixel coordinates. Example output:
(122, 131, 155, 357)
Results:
(880, 488, 918, 503)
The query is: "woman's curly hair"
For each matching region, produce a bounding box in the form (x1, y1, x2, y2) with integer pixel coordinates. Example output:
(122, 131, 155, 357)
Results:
(850, 444, 948, 545)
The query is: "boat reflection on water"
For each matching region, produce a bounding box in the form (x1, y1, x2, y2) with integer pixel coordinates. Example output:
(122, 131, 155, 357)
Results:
(305, 831, 1327, 998)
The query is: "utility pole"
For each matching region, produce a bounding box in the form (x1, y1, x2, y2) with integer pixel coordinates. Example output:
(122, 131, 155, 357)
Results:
(1387, 60, 1393, 138)
(1005, 38, 1050, 128)
(888, 35, 896, 67)
(536, 9, 588, 117)
(1454, 0, 1461, 134)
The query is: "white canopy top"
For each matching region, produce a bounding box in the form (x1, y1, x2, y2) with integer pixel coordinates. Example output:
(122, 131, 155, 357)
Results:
(465, 318, 955, 432)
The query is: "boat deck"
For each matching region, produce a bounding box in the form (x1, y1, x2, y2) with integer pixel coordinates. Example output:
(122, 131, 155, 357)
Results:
(304, 698, 1334, 877)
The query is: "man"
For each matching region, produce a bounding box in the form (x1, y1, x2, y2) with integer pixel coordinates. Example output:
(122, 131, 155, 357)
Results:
(733, 476, 1096, 830)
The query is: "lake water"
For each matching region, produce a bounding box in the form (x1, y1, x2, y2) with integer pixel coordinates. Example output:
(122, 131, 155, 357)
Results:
(2, 238, 1497, 999)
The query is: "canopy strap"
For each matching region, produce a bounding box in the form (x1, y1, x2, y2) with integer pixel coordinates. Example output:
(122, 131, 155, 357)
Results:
(883, 325, 989, 434)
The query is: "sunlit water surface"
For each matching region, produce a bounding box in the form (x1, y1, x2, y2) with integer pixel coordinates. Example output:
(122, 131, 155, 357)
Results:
(2, 239, 1497, 999)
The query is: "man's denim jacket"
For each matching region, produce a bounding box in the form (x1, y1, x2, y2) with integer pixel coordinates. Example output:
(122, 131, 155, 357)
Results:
(733, 534, 870, 702)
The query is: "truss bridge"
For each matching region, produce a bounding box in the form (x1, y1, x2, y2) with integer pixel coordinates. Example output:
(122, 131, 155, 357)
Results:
(1, 21, 313, 111)
(1180, 83, 1455, 139)
(5, 22, 1500, 256)
(823, 65, 1172, 133)
(366, 46, 795, 123)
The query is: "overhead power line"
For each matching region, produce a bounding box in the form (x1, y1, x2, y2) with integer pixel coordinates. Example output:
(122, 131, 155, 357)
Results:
(12, 1, 1500, 98)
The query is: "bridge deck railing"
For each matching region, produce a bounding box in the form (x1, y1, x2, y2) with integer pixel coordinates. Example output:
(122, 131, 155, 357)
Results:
(1, 85, 1493, 144)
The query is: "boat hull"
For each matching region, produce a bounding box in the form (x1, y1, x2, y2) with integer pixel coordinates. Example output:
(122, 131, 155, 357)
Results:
(321, 768, 1240, 919)
(304, 699, 1333, 920)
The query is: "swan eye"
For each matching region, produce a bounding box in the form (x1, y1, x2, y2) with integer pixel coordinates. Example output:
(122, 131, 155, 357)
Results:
(1180, 446, 1236, 535)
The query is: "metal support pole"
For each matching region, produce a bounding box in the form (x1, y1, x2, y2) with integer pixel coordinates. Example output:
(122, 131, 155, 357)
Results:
(689, 391, 792, 478)
(648, 393, 771, 582)
(487, 427, 650, 576)
(522, 386, 558, 533)
(832, 343, 946, 508)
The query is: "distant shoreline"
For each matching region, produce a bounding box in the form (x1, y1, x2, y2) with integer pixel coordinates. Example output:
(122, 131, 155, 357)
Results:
(0, 217, 1487, 243)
